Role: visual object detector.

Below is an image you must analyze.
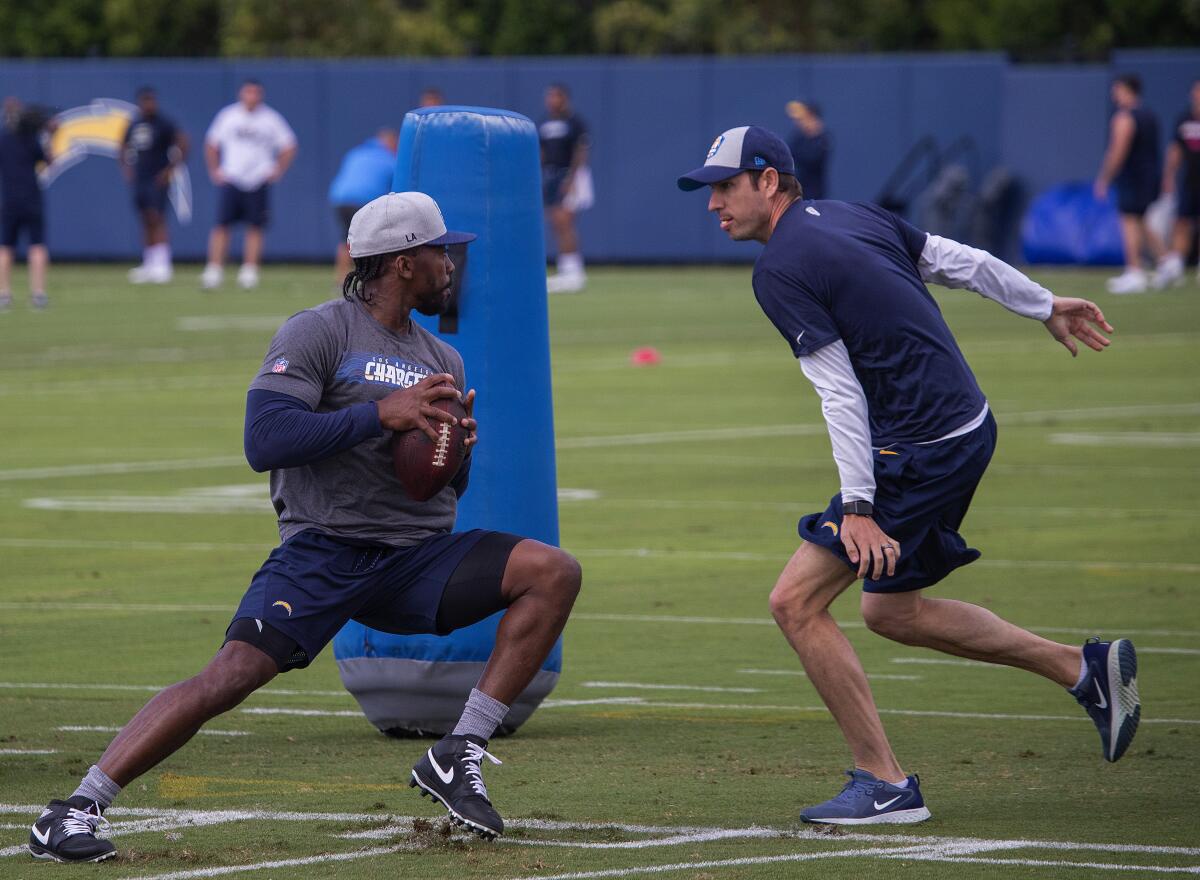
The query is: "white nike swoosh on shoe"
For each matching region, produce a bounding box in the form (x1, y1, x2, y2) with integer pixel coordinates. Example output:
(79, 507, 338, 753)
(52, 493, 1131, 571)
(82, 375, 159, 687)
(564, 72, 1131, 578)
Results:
(874, 795, 903, 811)
(428, 749, 454, 785)
(1094, 678, 1108, 710)
(31, 824, 51, 846)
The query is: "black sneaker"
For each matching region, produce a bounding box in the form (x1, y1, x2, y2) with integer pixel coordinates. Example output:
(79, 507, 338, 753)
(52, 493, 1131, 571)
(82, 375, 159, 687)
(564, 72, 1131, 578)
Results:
(28, 796, 116, 863)
(410, 734, 504, 840)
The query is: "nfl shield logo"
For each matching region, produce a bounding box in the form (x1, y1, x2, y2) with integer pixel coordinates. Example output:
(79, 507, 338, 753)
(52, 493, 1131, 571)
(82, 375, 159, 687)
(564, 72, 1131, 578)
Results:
(272, 358, 289, 374)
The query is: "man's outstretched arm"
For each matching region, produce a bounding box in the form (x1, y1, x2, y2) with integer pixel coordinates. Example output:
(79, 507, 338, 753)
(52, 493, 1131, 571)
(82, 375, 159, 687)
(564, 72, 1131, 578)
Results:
(918, 235, 1113, 356)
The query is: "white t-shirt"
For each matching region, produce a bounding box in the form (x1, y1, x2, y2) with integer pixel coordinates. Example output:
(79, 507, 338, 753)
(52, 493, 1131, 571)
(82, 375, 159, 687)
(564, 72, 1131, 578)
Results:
(205, 102, 297, 191)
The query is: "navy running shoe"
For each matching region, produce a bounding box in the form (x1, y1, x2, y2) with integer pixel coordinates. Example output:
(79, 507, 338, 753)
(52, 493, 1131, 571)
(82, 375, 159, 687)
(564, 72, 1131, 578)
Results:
(800, 769, 931, 825)
(1070, 637, 1140, 762)
(28, 796, 115, 863)
(410, 734, 504, 840)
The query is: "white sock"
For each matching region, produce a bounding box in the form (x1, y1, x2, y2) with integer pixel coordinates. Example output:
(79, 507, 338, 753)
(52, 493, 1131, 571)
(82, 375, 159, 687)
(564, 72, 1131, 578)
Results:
(892, 777, 910, 789)
(141, 247, 153, 267)
(152, 243, 171, 269)
(1072, 655, 1088, 690)
(558, 252, 584, 275)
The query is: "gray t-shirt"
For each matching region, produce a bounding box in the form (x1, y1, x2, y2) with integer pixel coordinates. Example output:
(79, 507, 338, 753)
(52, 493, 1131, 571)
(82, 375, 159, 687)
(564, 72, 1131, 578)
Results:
(250, 298, 466, 547)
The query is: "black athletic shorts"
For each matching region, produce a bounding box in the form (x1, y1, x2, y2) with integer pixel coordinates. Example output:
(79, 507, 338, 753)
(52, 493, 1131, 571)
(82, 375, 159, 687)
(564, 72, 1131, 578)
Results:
(1178, 177, 1200, 219)
(134, 177, 170, 214)
(217, 183, 270, 228)
(224, 529, 522, 671)
(1, 201, 44, 248)
(334, 204, 360, 240)
(1116, 177, 1159, 217)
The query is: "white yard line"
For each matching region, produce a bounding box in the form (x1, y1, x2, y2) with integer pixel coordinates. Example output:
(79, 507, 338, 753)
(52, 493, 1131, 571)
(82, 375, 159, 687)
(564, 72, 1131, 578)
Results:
(0, 682, 351, 698)
(580, 681, 763, 693)
(0, 456, 247, 482)
(58, 725, 249, 737)
(115, 845, 409, 880)
(1051, 432, 1200, 448)
(0, 749, 55, 755)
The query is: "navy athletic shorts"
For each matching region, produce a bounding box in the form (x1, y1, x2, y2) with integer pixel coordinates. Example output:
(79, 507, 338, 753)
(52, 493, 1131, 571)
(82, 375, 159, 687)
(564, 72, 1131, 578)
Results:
(217, 183, 270, 227)
(1, 202, 44, 248)
(798, 411, 997, 593)
(226, 528, 520, 669)
(334, 204, 360, 240)
(1178, 178, 1200, 219)
(1115, 178, 1159, 216)
(542, 166, 570, 207)
(134, 177, 169, 214)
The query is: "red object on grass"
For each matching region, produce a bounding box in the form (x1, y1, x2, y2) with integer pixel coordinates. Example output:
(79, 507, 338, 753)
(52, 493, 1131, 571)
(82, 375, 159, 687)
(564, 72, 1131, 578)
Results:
(630, 346, 662, 366)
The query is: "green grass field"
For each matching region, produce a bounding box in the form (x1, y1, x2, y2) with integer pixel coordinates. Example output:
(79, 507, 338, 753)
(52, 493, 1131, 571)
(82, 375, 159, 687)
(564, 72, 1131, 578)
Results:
(0, 263, 1198, 879)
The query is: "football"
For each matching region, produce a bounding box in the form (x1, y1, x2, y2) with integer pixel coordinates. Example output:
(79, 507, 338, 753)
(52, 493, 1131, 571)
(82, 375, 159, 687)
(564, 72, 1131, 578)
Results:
(391, 396, 469, 501)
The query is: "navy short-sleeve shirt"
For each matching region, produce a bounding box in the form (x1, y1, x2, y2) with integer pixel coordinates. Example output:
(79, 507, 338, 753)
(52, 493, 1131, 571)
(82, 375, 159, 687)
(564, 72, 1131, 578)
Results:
(123, 113, 178, 180)
(753, 200, 985, 446)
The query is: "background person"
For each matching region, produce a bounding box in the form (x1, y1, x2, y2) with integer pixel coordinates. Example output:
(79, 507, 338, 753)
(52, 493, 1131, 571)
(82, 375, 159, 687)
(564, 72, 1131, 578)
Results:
(122, 87, 188, 284)
(201, 80, 297, 291)
(328, 127, 398, 287)
(418, 87, 445, 108)
(1154, 78, 1200, 288)
(1095, 73, 1162, 295)
(785, 100, 831, 200)
(0, 97, 54, 310)
(539, 83, 591, 293)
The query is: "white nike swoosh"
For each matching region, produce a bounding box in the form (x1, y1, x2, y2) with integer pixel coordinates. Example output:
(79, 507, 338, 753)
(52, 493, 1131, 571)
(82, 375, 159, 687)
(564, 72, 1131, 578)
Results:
(873, 795, 902, 811)
(428, 749, 454, 785)
(1094, 679, 1108, 710)
(31, 824, 51, 846)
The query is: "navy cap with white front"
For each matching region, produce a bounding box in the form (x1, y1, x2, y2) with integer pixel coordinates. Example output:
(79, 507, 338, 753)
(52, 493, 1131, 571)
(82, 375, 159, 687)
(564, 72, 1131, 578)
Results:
(677, 125, 797, 191)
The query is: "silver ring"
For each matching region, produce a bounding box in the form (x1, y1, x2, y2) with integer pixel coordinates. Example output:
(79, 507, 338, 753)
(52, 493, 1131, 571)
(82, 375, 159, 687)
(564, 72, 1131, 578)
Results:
(882, 544, 895, 552)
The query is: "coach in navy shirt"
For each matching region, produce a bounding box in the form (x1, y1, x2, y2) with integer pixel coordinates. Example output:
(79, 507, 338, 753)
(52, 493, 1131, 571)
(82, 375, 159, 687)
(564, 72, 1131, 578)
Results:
(122, 87, 188, 284)
(679, 126, 1140, 826)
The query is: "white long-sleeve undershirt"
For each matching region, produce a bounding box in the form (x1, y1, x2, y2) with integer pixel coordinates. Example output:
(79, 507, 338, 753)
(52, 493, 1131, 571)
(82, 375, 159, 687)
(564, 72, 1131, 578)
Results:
(800, 234, 1051, 504)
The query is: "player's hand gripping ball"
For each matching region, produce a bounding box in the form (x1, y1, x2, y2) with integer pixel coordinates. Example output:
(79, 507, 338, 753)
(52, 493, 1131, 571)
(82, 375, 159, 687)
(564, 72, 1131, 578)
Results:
(391, 394, 469, 501)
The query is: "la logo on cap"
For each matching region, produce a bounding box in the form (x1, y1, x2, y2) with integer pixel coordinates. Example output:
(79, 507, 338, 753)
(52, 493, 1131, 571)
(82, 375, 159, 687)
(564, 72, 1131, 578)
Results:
(707, 135, 725, 159)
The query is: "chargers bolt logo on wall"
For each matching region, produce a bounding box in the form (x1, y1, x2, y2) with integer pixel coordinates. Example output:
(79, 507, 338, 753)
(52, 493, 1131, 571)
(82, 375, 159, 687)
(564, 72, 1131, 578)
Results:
(40, 98, 193, 223)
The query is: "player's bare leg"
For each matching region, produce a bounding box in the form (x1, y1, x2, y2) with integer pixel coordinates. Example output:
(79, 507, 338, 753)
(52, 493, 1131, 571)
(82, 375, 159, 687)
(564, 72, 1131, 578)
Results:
(478, 540, 581, 704)
(28, 244, 48, 306)
(206, 225, 228, 267)
(411, 540, 581, 839)
(238, 227, 264, 289)
(97, 641, 277, 785)
(769, 542, 905, 783)
(29, 641, 276, 862)
(861, 590, 1080, 687)
(0, 246, 12, 302)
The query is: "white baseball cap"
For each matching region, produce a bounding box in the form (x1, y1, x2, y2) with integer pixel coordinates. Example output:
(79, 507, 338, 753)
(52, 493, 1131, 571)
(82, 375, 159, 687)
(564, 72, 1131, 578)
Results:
(347, 191, 476, 258)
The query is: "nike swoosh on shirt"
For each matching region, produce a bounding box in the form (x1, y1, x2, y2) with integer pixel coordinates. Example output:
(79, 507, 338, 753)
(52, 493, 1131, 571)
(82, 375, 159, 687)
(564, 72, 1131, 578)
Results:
(31, 824, 51, 846)
(428, 749, 454, 784)
(873, 795, 902, 811)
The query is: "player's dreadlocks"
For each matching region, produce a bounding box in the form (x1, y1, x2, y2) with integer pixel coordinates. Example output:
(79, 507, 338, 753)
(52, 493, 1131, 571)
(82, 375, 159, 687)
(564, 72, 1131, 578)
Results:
(342, 251, 401, 306)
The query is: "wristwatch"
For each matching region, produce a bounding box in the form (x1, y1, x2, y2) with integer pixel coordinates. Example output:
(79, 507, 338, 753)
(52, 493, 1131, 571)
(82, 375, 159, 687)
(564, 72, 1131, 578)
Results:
(843, 500, 874, 516)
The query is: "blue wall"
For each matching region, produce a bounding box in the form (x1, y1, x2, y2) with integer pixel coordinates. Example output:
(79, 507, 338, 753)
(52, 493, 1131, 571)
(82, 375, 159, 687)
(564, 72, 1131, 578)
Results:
(1, 50, 1195, 263)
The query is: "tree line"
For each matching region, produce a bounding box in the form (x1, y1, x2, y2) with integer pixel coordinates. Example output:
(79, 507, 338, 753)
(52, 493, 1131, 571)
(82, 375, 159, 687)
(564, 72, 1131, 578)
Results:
(3, 0, 1197, 59)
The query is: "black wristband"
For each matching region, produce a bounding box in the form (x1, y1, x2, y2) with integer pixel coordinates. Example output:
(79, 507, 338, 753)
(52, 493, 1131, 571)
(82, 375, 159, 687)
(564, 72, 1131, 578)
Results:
(843, 500, 874, 516)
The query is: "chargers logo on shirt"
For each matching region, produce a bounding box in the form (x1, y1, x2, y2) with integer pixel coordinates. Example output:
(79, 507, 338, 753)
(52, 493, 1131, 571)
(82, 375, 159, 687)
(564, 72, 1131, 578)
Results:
(337, 353, 434, 388)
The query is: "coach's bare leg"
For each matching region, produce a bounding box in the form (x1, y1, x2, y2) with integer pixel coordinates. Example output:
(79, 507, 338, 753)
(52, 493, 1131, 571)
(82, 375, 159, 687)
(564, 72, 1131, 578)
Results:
(244, 227, 264, 268)
(0, 246, 12, 293)
(96, 641, 277, 786)
(861, 591, 1081, 687)
(207, 225, 229, 267)
(769, 543, 905, 783)
(475, 540, 581, 705)
(29, 244, 48, 294)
